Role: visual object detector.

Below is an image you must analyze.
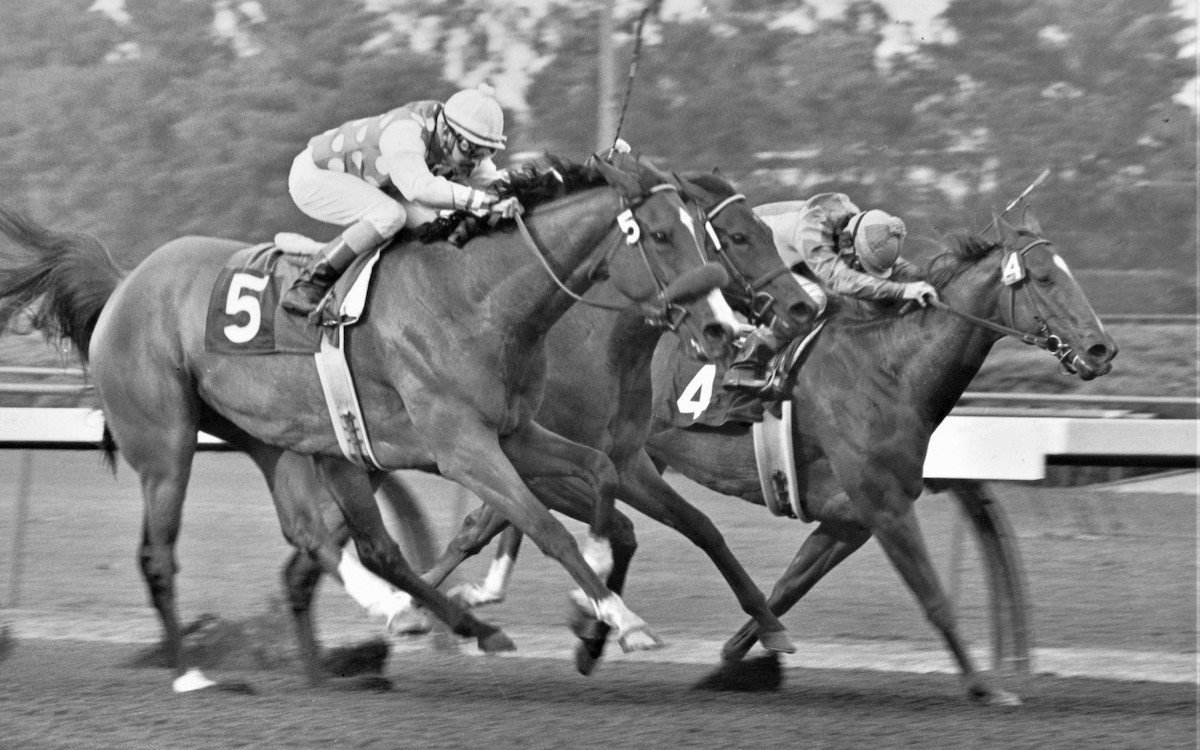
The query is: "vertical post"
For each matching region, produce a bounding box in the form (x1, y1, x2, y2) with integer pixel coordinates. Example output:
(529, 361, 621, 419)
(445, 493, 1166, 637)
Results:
(595, 0, 616, 151)
(6, 450, 33, 608)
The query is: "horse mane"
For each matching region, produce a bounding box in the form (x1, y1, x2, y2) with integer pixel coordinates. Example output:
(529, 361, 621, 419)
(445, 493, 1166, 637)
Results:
(926, 231, 1002, 288)
(417, 154, 608, 245)
(676, 170, 735, 198)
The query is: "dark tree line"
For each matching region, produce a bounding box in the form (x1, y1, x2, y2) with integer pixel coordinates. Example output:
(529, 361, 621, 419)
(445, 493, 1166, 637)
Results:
(0, 0, 1193, 308)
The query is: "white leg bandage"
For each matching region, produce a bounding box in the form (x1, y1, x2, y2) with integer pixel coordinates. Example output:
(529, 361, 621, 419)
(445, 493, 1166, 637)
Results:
(337, 548, 413, 621)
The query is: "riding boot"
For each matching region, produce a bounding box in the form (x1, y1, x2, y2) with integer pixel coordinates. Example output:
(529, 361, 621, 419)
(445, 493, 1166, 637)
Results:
(280, 236, 364, 316)
(721, 327, 781, 395)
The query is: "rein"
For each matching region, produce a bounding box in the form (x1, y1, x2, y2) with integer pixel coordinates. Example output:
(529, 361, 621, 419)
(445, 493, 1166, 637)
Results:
(703, 193, 788, 324)
(511, 183, 696, 329)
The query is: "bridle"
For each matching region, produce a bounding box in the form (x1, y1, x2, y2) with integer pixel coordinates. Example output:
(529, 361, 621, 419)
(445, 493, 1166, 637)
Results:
(701, 193, 790, 326)
(930, 237, 1082, 374)
(512, 182, 705, 331)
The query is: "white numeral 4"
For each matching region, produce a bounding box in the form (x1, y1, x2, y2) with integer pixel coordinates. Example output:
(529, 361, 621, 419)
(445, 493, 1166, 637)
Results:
(676, 364, 717, 420)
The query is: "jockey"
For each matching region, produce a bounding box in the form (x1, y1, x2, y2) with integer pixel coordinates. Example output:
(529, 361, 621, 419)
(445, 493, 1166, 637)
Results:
(722, 193, 939, 395)
(281, 83, 524, 316)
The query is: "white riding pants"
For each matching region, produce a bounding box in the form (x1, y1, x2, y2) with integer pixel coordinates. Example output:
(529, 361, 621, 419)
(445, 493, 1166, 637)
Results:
(288, 147, 439, 238)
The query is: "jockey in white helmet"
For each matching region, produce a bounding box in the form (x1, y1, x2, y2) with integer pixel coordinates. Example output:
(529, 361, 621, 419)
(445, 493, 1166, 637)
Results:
(722, 195, 939, 395)
(281, 83, 523, 316)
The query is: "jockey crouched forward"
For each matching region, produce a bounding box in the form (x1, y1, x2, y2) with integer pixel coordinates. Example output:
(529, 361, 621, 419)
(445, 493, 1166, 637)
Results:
(722, 193, 940, 396)
(281, 83, 524, 316)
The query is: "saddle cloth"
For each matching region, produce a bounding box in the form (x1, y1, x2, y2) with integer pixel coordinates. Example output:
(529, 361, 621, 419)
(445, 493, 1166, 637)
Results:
(203, 241, 379, 355)
(656, 325, 823, 429)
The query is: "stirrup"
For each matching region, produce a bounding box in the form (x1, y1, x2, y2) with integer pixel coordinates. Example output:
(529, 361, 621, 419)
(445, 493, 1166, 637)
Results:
(722, 367, 769, 392)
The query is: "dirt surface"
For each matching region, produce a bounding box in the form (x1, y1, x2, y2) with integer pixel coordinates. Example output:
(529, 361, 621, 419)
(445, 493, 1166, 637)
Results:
(0, 452, 1196, 749)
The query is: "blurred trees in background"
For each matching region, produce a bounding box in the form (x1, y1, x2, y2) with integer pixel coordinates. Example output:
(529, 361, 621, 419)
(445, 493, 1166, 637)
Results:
(0, 0, 1194, 309)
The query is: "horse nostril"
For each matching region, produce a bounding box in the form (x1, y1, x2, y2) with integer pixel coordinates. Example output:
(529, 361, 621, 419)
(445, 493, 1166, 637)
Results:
(1088, 343, 1114, 361)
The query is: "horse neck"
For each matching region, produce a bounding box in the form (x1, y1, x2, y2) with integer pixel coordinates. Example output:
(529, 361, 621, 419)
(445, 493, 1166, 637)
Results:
(482, 187, 623, 341)
(908, 259, 1008, 422)
(825, 260, 1006, 427)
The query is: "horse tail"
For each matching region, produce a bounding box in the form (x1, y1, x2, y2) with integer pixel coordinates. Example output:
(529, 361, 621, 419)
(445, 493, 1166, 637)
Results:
(100, 424, 119, 475)
(0, 205, 125, 363)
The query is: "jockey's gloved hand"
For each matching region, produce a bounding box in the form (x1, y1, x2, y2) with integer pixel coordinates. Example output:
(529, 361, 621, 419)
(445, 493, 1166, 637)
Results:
(902, 281, 940, 307)
(489, 197, 524, 219)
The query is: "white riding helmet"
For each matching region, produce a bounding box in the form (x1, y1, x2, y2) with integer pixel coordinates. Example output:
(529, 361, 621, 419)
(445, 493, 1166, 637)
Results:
(846, 209, 906, 278)
(443, 83, 507, 150)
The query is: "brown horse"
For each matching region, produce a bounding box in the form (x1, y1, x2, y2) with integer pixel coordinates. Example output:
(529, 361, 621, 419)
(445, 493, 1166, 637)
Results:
(643, 214, 1116, 704)
(0, 154, 738, 692)
(415, 212, 1117, 704)
(386, 168, 821, 672)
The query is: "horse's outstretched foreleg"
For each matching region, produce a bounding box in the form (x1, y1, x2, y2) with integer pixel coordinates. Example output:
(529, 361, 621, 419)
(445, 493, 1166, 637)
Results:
(619, 450, 794, 655)
(500, 421, 651, 672)
(432, 418, 660, 660)
(720, 520, 870, 662)
(869, 503, 1021, 707)
(313, 457, 516, 655)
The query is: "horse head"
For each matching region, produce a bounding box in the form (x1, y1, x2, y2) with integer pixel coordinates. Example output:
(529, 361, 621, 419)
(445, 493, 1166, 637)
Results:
(676, 170, 817, 341)
(589, 155, 738, 363)
(933, 212, 1118, 380)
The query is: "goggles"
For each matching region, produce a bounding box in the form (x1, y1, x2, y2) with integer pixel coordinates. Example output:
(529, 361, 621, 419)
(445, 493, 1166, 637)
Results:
(452, 131, 496, 160)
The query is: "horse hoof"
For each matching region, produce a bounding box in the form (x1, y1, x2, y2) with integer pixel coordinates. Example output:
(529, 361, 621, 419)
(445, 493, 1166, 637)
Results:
(757, 629, 796, 654)
(985, 689, 1022, 707)
(617, 625, 664, 653)
(448, 582, 503, 608)
(694, 653, 783, 692)
(574, 640, 604, 676)
(350, 675, 393, 692)
(477, 629, 516, 654)
(321, 639, 389, 677)
(387, 607, 433, 636)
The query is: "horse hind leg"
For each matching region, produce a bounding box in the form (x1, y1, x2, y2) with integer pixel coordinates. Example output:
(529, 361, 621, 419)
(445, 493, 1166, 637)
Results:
(120, 423, 245, 692)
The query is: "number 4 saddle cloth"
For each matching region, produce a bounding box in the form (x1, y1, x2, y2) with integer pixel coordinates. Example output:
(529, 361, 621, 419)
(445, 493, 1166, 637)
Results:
(654, 333, 816, 429)
(203, 241, 378, 355)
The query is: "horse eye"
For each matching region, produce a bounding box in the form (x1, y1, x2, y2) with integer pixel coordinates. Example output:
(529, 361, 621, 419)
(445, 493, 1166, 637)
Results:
(730, 233, 748, 245)
(650, 231, 669, 243)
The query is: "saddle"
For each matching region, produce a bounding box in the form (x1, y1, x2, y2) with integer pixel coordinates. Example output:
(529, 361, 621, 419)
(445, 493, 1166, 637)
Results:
(203, 239, 382, 355)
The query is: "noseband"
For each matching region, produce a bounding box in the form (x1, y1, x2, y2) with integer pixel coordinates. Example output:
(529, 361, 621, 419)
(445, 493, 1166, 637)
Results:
(703, 193, 789, 325)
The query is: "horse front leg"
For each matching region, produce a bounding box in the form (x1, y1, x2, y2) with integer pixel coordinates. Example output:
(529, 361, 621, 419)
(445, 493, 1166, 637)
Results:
(721, 519, 871, 661)
(619, 450, 795, 654)
(312, 457, 516, 655)
(500, 421, 650, 672)
(434, 419, 660, 662)
(870, 503, 1021, 706)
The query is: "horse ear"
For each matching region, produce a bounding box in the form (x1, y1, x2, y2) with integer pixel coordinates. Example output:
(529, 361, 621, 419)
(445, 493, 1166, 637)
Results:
(1020, 205, 1044, 236)
(592, 156, 641, 198)
(991, 211, 1011, 240)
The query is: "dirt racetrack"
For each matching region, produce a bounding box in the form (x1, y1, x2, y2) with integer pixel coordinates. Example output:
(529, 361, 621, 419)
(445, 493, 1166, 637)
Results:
(1, 451, 1196, 749)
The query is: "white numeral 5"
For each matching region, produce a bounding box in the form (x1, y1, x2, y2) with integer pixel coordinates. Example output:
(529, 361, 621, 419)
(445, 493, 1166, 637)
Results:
(223, 272, 270, 343)
(617, 209, 641, 245)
